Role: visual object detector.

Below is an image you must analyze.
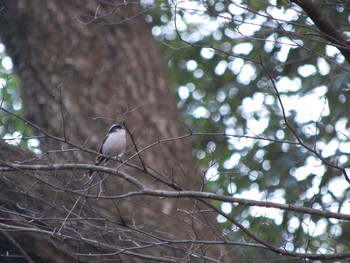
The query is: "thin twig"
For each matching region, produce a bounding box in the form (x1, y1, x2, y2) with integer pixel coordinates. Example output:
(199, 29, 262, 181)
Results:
(123, 121, 147, 171)
(0, 229, 35, 263)
(259, 58, 350, 184)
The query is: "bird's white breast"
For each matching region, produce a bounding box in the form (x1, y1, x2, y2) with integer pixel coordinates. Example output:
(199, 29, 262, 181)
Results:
(102, 129, 126, 157)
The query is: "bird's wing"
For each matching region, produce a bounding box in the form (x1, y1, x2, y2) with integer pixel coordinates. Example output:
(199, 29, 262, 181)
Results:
(95, 134, 108, 165)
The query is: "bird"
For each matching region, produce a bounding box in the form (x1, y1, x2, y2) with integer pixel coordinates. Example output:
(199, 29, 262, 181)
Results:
(95, 124, 126, 165)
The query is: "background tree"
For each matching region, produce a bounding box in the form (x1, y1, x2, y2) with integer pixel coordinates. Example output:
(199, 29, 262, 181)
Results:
(1, 0, 350, 262)
(149, 0, 350, 261)
(0, 1, 230, 262)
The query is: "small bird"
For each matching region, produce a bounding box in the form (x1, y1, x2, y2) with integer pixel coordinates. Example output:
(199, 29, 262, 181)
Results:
(95, 124, 126, 165)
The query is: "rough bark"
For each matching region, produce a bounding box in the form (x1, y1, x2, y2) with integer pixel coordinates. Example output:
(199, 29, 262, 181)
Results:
(0, 1, 231, 262)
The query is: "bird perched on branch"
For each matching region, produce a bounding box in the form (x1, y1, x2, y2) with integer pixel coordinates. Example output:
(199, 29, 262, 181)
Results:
(95, 124, 126, 165)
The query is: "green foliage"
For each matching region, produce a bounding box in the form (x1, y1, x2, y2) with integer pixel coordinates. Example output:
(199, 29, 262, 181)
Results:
(146, 0, 350, 257)
(0, 50, 22, 133)
(0, 45, 38, 151)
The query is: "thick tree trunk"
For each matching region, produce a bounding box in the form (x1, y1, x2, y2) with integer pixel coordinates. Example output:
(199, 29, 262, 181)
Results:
(0, 1, 230, 262)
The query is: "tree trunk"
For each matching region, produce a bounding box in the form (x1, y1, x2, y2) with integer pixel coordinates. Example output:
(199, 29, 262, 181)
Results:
(0, 1, 231, 262)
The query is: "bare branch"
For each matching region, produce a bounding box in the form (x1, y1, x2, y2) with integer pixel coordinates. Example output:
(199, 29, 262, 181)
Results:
(1, 163, 349, 221)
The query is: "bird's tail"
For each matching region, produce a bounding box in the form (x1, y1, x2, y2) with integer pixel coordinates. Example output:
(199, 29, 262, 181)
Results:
(95, 157, 103, 165)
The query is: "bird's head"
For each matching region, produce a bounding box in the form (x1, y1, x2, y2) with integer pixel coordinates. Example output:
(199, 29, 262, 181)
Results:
(108, 124, 124, 133)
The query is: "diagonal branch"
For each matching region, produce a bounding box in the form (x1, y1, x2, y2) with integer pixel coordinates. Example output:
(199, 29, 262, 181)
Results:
(0, 230, 35, 263)
(291, 0, 350, 63)
(123, 120, 147, 171)
(260, 58, 350, 184)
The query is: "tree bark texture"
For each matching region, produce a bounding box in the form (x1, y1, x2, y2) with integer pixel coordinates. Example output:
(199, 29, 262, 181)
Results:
(0, 1, 231, 262)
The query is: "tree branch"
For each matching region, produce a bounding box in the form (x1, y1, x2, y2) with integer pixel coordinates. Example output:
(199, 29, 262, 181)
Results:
(0, 230, 35, 263)
(291, 0, 350, 63)
(1, 163, 349, 221)
(260, 58, 350, 184)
